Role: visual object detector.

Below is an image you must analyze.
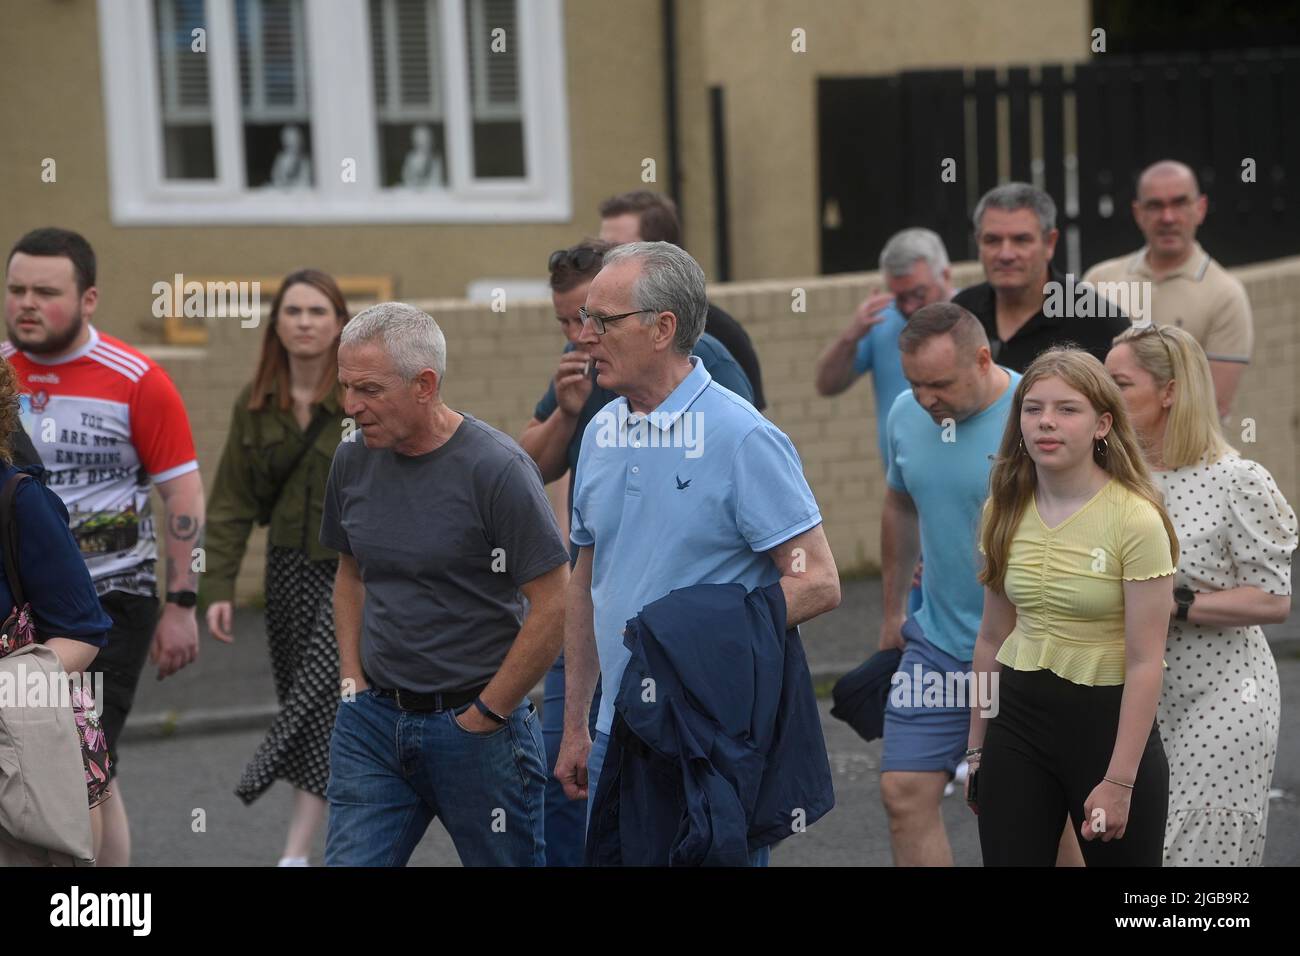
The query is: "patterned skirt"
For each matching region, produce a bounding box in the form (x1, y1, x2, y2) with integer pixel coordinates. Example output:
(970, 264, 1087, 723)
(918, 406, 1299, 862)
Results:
(235, 546, 340, 804)
(1158, 623, 1280, 866)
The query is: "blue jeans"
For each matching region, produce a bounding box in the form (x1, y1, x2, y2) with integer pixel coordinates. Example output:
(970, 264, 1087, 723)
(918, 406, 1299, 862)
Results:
(542, 654, 601, 867)
(325, 690, 547, 866)
(586, 729, 770, 867)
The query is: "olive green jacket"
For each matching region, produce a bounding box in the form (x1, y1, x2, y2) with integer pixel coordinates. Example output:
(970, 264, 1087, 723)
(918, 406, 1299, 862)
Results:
(202, 382, 344, 603)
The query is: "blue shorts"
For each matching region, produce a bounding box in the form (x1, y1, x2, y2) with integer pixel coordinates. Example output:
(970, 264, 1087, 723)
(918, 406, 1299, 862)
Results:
(881, 617, 972, 777)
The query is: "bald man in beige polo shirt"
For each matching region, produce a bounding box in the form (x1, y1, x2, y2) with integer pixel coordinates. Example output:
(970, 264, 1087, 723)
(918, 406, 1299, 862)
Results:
(1084, 160, 1252, 418)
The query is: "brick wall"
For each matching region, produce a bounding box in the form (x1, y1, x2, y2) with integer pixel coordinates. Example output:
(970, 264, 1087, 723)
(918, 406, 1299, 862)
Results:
(146, 258, 1300, 603)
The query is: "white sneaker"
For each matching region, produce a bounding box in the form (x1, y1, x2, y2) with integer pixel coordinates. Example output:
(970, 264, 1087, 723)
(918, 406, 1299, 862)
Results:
(943, 759, 970, 797)
(277, 856, 309, 867)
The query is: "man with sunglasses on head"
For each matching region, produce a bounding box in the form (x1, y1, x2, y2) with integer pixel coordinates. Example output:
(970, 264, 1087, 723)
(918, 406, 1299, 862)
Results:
(1083, 160, 1252, 419)
(517, 238, 753, 867)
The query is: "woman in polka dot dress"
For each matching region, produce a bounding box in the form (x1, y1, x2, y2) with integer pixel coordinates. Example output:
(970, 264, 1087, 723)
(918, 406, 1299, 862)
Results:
(1107, 324, 1296, 866)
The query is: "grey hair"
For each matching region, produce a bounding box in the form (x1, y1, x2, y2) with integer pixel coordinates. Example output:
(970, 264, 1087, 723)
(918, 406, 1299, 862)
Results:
(601, 241, 707, 355)
(879, 227, 950, 277)
(340, 302, 447, 385)
(972, 182, 1057, 236)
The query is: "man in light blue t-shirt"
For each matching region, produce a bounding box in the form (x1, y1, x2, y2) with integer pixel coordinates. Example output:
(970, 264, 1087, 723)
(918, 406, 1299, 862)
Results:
(814, 229, 956, 617)
(554, 241, 842, 867)
(877, 302, 1019, 867)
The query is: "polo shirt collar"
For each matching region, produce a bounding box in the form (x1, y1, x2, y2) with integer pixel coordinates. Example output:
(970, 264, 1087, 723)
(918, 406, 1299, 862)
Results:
(1132, 241, 1210, 281)
(622, 355, 712, 432)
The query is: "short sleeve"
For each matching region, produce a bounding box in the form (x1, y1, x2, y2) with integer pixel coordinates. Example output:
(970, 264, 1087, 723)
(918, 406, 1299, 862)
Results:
(131, 366, 199, 483)
(318, 447, 352, 555)
(1119, 494, 1176, 581)
(14, 478, 112, 645)
(534, 381, 559, 422)
(1203, 282, 1254, 364)
(852, 331, 874, 376)
(488, 457, 570, 587)
(1226, 459, 1297, 594)
(884, 396, 908, 493)
(568, 423, 597, 548)
(733, 424, 822, 552)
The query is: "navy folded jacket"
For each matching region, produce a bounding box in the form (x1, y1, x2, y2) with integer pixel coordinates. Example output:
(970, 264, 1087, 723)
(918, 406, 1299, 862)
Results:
(585, 581, 834, 866)
(830, 647, 904, 743)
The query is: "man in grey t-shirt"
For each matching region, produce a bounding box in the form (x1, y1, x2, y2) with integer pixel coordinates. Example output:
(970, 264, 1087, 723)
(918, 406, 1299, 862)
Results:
(320, 303, 569, 867)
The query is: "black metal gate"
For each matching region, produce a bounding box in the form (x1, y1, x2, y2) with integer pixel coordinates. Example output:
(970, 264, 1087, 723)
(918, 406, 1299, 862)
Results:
(818, 50, 1300, 275)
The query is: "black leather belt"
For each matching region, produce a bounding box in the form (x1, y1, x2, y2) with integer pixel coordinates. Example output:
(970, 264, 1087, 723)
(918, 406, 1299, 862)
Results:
(372, 683, 487, 713)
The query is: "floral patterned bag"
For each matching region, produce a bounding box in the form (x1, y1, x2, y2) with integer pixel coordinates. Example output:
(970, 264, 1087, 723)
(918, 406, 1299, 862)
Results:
(0, 472, 112, 807)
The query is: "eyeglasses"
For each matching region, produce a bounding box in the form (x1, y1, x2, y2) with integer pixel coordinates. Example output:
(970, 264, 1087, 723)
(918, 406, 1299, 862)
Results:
(548, 247, 602, 275)
(893, 287, 932, 308)
(1138, 195, 1196, 215)
(577, 307, 653, 335)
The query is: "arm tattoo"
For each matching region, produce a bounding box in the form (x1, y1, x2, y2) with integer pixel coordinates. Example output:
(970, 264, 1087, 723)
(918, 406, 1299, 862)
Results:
(169, 514, 201, 542)
(167, 517, 204, 591)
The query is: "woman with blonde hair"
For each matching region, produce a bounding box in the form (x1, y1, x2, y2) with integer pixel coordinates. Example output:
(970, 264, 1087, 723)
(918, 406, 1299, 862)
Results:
(965, 346, 1178, 866)
(1107, 324, 1295, 866)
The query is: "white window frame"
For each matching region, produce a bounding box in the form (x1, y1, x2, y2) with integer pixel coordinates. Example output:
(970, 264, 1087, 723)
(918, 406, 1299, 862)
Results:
(98, 0, 571, 224)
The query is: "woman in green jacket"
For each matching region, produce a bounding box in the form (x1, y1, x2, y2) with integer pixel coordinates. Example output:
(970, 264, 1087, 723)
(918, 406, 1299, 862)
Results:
(203, 269, 348, 866)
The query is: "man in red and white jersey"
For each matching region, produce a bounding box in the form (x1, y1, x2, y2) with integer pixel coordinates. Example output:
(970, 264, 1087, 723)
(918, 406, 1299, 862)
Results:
(4, 227, 206, 866)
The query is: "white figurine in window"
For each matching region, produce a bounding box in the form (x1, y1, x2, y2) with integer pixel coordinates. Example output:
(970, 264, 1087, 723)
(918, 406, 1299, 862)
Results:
(401, 124, 444, 188)
(269, 124, 313, 189)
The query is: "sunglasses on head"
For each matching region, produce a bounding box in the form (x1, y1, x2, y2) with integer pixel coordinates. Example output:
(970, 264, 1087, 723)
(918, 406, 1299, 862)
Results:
(548, 247, 602, 274)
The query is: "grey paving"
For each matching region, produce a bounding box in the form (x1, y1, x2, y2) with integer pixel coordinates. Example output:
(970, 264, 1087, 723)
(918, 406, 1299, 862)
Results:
(114, 575, 1300, 866)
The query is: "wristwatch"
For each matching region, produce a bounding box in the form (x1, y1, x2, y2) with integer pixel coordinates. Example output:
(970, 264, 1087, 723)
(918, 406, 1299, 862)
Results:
(1173, 585, 1195, 621)
(166, 590, 198, 608)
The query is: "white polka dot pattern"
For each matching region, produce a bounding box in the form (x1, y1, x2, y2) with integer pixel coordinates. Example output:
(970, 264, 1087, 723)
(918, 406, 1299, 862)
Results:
(1154, 454, 1297, 866)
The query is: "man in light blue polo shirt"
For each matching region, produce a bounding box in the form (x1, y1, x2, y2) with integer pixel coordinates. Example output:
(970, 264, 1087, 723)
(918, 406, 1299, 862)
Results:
(877, 301, 1019, 867)
(553, 241, 842, 867)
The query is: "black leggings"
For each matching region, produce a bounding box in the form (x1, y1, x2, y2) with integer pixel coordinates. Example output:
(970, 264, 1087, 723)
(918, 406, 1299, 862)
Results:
(976, 666, 1168, 866)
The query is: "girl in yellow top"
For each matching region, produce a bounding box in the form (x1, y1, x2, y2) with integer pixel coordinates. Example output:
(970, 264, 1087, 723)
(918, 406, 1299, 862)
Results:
(966, 347, 1179, 866)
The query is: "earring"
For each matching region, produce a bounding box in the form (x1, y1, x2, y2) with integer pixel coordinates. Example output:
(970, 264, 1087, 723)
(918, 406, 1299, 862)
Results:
(1017, 437, 1026, 455)
(1095, 437, 1109, 457)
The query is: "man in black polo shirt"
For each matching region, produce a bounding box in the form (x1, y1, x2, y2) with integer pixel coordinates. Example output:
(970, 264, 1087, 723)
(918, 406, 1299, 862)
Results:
(953, 183, 1129, 372)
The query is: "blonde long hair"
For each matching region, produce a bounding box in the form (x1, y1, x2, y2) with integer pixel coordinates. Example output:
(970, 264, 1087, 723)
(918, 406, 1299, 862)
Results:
(978, 347, 1178, 593)
(1111, 323, 1236, 469)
